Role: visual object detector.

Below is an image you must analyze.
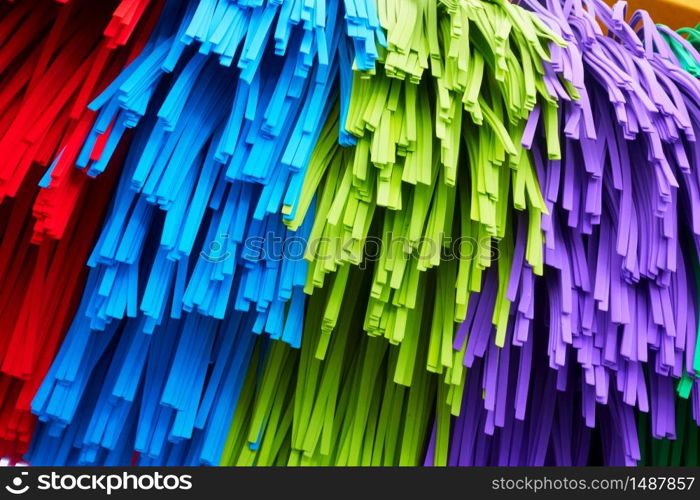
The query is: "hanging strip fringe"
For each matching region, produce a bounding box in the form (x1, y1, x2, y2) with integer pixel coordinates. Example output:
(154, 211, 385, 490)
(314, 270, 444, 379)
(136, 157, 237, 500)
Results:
(11, 0, 700, 466)
(27, 0, 383, 466)
(0, 0, 159, 460)
(425, 0, 700, 466)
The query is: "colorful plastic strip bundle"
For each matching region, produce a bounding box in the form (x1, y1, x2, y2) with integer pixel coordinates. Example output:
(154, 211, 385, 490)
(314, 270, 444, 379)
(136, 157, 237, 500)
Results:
(220, 268, 439, 466)
(224, 2, 698, 465)
(0, 0, 699, 467)
(642, 21, 700, 466)
(426, 0, 700, 465)
(284, 0, 574, 420)
(26, 0, 383, 466)
(222, 0, 578, 465)
(0, 149, 123, 461)
(662, 24, 700, 77)
(0, 0, 160, 240)
(0, 0, 159, 460)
